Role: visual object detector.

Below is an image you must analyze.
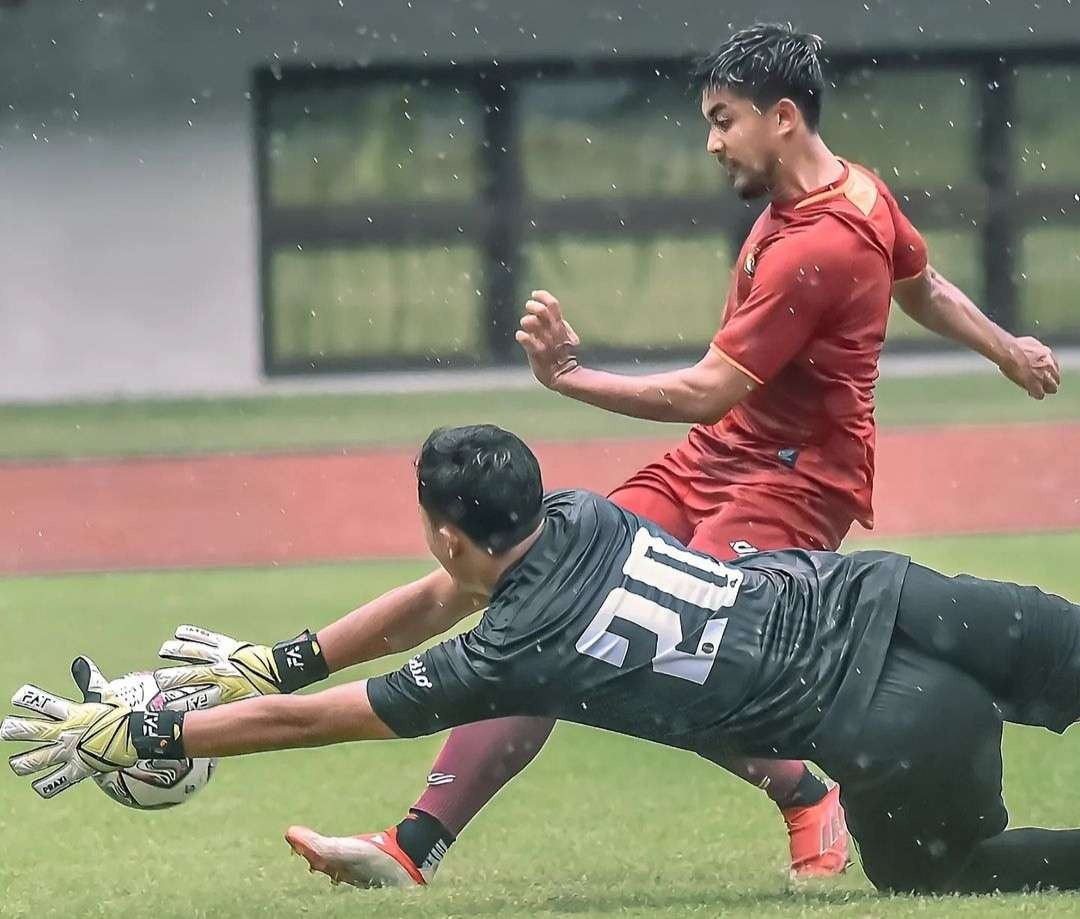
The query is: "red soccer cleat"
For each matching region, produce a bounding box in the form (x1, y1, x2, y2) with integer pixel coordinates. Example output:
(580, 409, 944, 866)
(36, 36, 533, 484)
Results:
(285, 824, 431, 889)
(781, 783, 850, 878)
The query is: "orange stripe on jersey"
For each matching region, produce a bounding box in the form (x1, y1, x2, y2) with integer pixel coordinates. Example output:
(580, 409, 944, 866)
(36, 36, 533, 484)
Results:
(794, 161, 878, 216)
(894, 266, 928, 283)
(710, 343, 765, 386)
(843, 167, 878, 216)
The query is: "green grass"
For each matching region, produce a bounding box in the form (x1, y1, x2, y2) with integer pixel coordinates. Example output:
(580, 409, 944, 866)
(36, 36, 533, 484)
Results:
(2, 370, 1077, 461)
(2, 533, 1080, 917)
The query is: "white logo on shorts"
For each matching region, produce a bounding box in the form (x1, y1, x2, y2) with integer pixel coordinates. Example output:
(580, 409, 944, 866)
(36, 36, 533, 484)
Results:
(729, 540, 759, 556)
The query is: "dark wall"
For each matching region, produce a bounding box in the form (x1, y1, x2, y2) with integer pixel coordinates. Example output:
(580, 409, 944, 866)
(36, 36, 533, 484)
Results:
(2, 0, 1077, 117)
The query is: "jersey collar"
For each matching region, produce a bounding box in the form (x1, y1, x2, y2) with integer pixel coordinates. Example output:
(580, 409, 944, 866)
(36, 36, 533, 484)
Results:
(771, 159, 850, 216)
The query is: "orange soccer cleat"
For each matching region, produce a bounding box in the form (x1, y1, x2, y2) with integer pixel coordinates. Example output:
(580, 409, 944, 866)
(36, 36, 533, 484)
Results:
(781, 783, 850, 878)
(285, 824, 433, 889)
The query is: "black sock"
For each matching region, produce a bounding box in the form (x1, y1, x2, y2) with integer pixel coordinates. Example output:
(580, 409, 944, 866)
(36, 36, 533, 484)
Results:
(775, 768, 828, 809)
(395, 808, 456, 872)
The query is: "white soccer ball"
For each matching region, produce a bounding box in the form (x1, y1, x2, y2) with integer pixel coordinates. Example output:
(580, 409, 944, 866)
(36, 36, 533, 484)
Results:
(90, 670, 217, 811)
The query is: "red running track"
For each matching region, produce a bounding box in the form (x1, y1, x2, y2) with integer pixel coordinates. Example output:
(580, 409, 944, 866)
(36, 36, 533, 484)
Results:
(2, 423, 1078, 575)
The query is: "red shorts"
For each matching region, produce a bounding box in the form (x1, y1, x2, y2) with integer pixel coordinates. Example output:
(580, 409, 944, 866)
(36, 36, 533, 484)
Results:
(608, 447, 854, 562)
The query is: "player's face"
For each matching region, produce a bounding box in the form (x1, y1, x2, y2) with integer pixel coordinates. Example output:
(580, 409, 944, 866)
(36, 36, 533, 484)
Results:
(701, 86, 780, 200)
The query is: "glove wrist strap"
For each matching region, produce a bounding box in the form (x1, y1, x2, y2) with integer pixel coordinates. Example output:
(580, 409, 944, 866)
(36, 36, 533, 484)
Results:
(130, 710, 187, 760)
(272, 629, 330, 694)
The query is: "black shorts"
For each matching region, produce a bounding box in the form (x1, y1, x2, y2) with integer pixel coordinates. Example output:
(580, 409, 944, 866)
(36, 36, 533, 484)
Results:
(816, 562, 1080, 892)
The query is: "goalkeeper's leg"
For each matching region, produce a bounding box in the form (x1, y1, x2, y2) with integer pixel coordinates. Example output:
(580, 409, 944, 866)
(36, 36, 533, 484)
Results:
(894, 563, 1080, 732)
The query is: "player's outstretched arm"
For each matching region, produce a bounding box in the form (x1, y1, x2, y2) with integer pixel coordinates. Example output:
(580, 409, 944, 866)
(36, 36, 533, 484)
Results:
(2, 671, 398, 799)
(516, 290, 757, 424)
(893, 265, 1061, 399)
(155, 569, 484, 706)
(317, 568, 485, 670)
(179, 682, 397, 756)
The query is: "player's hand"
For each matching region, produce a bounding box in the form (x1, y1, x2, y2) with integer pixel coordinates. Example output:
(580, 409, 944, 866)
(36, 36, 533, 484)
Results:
(156, 626, 284, 706)
(156, 625, 329, 706)
(1000, 336, 1060, 399)
(516, 290, 582, 390)
(1, 658, 137, 798)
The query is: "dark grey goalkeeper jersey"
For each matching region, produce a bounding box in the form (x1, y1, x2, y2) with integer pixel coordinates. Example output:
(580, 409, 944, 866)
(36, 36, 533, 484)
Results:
(367, 490, 910, 761)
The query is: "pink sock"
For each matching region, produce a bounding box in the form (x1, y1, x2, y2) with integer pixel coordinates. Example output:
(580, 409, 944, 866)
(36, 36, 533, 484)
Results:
(413, 719, 814, 838)
(413, 717, 557, 836)
(705, 755, 811, 808)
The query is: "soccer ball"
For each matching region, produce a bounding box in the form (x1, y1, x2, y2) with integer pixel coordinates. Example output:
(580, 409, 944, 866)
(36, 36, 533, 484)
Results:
(90, 670, 217, 811)
(94, 757, 216, 811)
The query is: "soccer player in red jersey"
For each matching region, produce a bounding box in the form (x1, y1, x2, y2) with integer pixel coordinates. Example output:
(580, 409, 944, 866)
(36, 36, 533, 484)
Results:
(193, 25, 1063, 888)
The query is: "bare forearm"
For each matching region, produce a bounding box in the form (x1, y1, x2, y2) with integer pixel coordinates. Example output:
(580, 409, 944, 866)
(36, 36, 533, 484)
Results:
(554, 365, 743, 424)
(316, 569, 483, 672)
(182, 682, 395, 757)
(904, 268, 1013, 366)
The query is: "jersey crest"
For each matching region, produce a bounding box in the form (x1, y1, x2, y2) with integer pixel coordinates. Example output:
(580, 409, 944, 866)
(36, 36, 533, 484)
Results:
(743, 245, 759, 278)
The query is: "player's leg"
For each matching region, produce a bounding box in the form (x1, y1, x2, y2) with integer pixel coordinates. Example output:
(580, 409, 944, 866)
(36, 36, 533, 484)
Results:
(825, 633, 1080, 893)
(950, 828, 1080, 892)
(688, 502, 851, 877)
(286, 715, 556, 888)
(819, 637, 1009, 893)
(894, 562, 1080, 732)
(292, 469, 696, 888)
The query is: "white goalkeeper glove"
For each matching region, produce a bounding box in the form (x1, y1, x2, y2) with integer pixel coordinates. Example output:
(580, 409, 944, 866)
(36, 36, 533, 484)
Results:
(155, 625, 329, 707)
(1, 657, 187, 799)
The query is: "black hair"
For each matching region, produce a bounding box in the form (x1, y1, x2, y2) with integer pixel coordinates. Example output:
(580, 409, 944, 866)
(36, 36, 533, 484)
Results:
(691, 23, 826, 131)
(416, 425, 544, 554)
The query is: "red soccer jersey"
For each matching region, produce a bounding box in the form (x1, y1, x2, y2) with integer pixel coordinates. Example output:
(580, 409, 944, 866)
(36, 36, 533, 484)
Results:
(701, 159, 927, 529)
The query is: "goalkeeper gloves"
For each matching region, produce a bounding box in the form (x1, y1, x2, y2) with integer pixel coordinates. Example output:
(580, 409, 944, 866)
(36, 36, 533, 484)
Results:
(155, 625, 329, 706)
(1, 657, 187, 799)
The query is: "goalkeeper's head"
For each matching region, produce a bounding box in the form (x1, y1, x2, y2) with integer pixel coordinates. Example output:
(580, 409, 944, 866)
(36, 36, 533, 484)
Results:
(416, 424, 546, 593)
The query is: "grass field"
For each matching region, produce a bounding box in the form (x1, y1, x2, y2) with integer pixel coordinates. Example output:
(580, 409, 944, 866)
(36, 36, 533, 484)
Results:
(2, 533, 1080, 918)
(2, 369, 1078, 460)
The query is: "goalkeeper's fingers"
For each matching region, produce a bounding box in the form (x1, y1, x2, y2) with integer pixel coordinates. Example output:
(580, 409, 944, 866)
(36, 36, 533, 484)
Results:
(2, 685, 75, 747)
(3, 684, 93, 797)
(71, 656, 109, 703)
(8, 684, 74, 722)
(30, 759, 91, 799)
(159, 624, 236, 664)
(1, 714, 64, 745)
(153, 664, 236, 708)
(158, 639, 222, 665)
(153, 662, 215, 689)
(9, 740, 68, 777)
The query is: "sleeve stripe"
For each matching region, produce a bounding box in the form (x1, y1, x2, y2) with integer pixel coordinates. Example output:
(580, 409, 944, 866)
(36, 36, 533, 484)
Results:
(893, 265, 928, 283)
(710, 343, 765, 386)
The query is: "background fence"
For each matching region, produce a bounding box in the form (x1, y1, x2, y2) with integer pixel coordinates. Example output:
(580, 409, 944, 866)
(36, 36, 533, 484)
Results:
(259, 50, 1080, 374)
(2, 1, 1079, 398)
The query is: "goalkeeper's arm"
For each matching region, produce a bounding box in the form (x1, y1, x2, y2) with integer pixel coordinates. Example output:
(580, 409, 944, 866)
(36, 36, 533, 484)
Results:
(179, 681, 396, 756)
(318, 568, 484, 672)
(156, 570, 484, 705)
(1, 677, 398, 797)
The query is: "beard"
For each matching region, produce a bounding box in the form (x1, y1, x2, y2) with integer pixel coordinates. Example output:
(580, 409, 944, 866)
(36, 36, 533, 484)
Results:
(734, 177, 770, 200)
(730, 167, 771, 200)
(725, 157, 774, 200)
